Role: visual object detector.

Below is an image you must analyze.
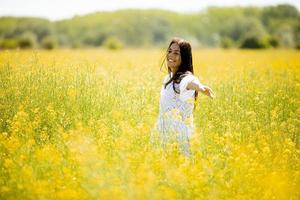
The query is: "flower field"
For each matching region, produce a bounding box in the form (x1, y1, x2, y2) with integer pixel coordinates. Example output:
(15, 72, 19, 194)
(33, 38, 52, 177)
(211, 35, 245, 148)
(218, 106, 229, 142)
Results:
(0, 49, 299, 199)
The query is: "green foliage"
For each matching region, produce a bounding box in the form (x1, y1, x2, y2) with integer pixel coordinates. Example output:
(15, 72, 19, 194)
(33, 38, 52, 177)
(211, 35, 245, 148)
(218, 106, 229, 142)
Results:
(41, 35, 58, 49)
(15, 18, 53, 41)
(0, 39, 18, 49)
(102, 36, 123, 50)
(295, 23, 300, 49)
(0, 5, 299, 49)
(274, 25, 296, 48)
(269, 37, 279, 47)
(262, 4, 299, 26)
(221, 37, 234, 48)
(240, 36, 267, 49)
(18, 31, 37, 49)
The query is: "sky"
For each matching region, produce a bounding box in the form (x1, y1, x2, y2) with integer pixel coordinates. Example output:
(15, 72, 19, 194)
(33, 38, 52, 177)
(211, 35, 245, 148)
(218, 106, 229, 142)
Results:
(0, 0, 299, 21)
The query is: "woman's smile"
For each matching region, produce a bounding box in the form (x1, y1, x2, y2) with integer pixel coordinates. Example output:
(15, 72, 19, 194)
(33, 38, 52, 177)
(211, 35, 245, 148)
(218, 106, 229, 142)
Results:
(167, 43, 181, 73)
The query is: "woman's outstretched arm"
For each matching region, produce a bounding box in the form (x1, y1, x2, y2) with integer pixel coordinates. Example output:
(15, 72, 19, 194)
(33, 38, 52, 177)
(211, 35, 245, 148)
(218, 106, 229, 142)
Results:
(187, 82, 215, 99)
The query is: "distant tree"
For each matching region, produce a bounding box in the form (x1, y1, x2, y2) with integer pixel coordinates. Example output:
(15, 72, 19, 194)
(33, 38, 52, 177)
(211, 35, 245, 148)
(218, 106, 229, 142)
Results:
(41, 35, 58, 49)
(240, 37, 264, 49)
(57, 34, 71, 48)
(221, 16, 267, 43)
(294, 21, 300, 49)
(262, 4, 298, 26)
(0, 17, 18, 38)
(269, 37, 279, 47)
(221, 37, 234, 48)
(0, 39, 18, 49)
(82, 30, 108, 47)
(14, 18, 54, 42)
(275, 25, 295, 48)
(0, 6, 299, 49)
(262, 4, 299, 39)
(149, 17, 171, 45)
(102, 36, 123, 50)
(18, 31, 37, 48)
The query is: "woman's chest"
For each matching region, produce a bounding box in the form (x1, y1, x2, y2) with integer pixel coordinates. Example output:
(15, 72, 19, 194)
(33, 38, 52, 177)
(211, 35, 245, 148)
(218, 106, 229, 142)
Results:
(160, 83, 179, 101)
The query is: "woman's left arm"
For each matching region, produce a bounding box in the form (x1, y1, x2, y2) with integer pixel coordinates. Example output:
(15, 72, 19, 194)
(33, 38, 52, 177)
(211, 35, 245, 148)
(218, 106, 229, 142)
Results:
(187, 82, 215, 99)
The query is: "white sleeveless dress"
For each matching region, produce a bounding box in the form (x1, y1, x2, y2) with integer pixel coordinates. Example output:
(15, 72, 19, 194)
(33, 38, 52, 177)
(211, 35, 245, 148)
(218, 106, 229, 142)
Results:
(151, 72, 203, 156)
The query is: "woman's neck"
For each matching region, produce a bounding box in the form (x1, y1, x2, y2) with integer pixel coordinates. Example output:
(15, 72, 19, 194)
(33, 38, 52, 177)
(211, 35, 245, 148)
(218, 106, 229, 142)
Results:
(170, 70, 177, 76)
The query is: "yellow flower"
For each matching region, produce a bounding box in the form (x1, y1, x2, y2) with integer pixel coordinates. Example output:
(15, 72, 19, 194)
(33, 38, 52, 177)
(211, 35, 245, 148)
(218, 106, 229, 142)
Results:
(5, 137, 21, 153)
(4, 158, 13, 168)
(67, 88, 76, 98)
(1, 186, 10, 193)
(2, 132, 8, 137)
(111, 110, 122, 120)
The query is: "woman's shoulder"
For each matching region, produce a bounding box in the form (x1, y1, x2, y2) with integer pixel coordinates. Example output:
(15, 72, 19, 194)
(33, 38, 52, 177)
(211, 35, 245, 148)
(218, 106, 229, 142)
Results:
(179, 73, 202, 92)
(163, 74, 171, 84)
(181, 72, 199, 83)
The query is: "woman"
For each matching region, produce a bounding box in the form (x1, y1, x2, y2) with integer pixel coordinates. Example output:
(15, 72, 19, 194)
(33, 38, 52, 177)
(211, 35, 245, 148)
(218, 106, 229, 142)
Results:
(151, 37, 215, 157)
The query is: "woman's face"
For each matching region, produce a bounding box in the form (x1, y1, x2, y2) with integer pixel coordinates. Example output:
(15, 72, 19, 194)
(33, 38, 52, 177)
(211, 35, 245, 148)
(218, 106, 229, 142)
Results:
(167, 43, 181, 73)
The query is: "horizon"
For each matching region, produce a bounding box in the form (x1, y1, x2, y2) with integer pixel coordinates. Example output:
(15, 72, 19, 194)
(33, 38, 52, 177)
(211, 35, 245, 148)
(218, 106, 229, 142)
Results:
(0, 0, 299, 21)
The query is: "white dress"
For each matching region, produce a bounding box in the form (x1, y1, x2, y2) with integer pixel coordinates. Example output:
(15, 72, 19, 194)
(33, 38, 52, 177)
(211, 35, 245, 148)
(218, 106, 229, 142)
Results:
(151, 72, 203, 156)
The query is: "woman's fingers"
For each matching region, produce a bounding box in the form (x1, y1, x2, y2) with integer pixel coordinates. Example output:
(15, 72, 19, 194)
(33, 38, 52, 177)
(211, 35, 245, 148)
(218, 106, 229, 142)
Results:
(207, 87, 215, 99)
(202, 86, 215, 99)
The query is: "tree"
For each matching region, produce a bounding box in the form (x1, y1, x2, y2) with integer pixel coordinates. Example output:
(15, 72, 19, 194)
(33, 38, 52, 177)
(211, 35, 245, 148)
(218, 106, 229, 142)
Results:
(0, 39, 18, 49)
(18, 31, 37, 48)
(221, 37, 234, 48)
(102, 36, 123, 50)
(41, 35, 58, 49)
(262, 4, 298, 26)
(275, 25, 295, 48)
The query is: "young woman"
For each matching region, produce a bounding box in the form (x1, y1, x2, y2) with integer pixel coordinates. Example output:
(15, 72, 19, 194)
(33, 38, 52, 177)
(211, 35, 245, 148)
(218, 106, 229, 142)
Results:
(151, 37, 214, 157)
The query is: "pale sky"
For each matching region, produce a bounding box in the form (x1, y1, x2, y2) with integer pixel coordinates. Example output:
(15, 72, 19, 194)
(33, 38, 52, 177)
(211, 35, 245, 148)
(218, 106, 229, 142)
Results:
(0, 0, 299, 21)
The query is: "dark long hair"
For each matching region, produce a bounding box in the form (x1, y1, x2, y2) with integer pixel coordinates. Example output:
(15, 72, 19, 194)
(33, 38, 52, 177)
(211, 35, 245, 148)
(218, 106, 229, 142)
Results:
(163, 37, 198, 101)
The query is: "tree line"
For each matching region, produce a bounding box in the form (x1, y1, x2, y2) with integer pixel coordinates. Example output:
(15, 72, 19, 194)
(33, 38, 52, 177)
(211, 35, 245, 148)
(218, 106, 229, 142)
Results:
(0, 4, 299, 49)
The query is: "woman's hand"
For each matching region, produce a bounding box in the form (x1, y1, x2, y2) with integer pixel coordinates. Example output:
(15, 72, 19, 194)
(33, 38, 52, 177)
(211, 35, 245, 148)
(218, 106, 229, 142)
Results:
(187, 82, 215, 99)
(200, 85, 215, 99)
